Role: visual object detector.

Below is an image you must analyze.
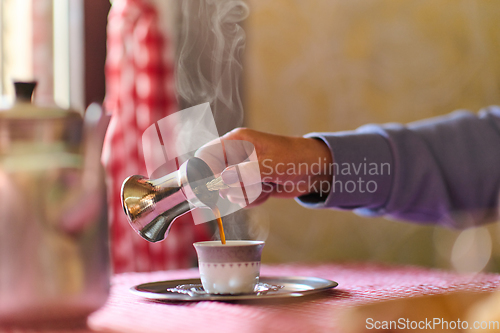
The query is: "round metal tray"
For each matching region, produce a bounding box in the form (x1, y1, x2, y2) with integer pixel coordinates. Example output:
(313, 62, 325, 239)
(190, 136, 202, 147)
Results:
(130, 276, 338, 301)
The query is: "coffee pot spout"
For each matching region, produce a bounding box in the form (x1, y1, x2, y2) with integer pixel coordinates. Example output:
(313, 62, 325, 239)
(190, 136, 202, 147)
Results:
(137, 200, 191, 242)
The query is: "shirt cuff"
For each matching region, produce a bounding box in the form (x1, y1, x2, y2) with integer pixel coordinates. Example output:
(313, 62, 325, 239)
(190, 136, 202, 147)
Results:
(295, 130, 394, 211)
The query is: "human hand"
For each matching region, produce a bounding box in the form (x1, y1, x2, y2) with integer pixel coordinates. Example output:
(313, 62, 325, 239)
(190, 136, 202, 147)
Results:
(195, 128, 333, 207)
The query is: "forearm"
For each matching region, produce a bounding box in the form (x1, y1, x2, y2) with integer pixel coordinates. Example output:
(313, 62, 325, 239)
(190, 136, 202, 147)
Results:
(297, 106, 500, 228)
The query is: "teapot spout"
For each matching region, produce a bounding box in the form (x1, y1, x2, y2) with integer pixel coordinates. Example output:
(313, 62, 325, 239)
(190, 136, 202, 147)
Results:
(84, 103, 110, 166)
(81, 104, 110, 187)
(58, 104, 110, 234)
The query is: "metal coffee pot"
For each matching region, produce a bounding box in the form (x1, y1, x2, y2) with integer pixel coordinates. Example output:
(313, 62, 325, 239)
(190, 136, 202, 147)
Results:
(0, 82, 110, 327)
(121, 157, 221, 243)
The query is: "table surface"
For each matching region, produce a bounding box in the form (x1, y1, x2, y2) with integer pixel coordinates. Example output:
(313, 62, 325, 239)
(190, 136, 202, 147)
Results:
(3, 263, 500, 333)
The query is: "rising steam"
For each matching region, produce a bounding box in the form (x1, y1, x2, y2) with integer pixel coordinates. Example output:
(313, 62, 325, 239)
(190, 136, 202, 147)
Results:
(152, 0, 256, 240)
(175, 0, 256, 241)
(175, 0, 249, 134)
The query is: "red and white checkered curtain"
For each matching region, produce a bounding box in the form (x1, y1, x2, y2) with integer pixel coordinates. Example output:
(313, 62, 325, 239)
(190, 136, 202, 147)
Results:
(103, 0, 208, 273)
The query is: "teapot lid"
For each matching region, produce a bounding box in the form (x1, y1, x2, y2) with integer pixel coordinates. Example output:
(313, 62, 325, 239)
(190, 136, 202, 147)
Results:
(0, 81, 81, 120)
(14, 81, 37, 102)
(0, 81, 83, 159)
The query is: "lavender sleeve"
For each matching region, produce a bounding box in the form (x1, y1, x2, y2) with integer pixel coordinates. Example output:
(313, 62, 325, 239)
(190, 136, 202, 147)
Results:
(296, 106, 500, 228)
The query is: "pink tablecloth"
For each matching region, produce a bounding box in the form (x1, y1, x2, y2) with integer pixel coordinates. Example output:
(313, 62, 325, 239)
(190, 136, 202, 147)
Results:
(90, 263, 500, 333)
(3, 263, 500, 333)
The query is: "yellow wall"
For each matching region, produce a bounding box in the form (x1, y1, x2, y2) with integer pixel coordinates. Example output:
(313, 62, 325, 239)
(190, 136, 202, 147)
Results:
(243, 0, 500, 270)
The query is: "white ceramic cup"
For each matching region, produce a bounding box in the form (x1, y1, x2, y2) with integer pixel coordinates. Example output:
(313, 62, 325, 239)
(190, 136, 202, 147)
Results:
(193, 240, 265, 294)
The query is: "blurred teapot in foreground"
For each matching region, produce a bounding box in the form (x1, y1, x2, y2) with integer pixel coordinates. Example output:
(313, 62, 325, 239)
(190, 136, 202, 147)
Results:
(0, 82, 110, 328)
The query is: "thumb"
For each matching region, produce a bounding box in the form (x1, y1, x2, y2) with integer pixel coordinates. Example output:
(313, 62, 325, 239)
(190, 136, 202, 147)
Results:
(221, 161, 262, 187)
